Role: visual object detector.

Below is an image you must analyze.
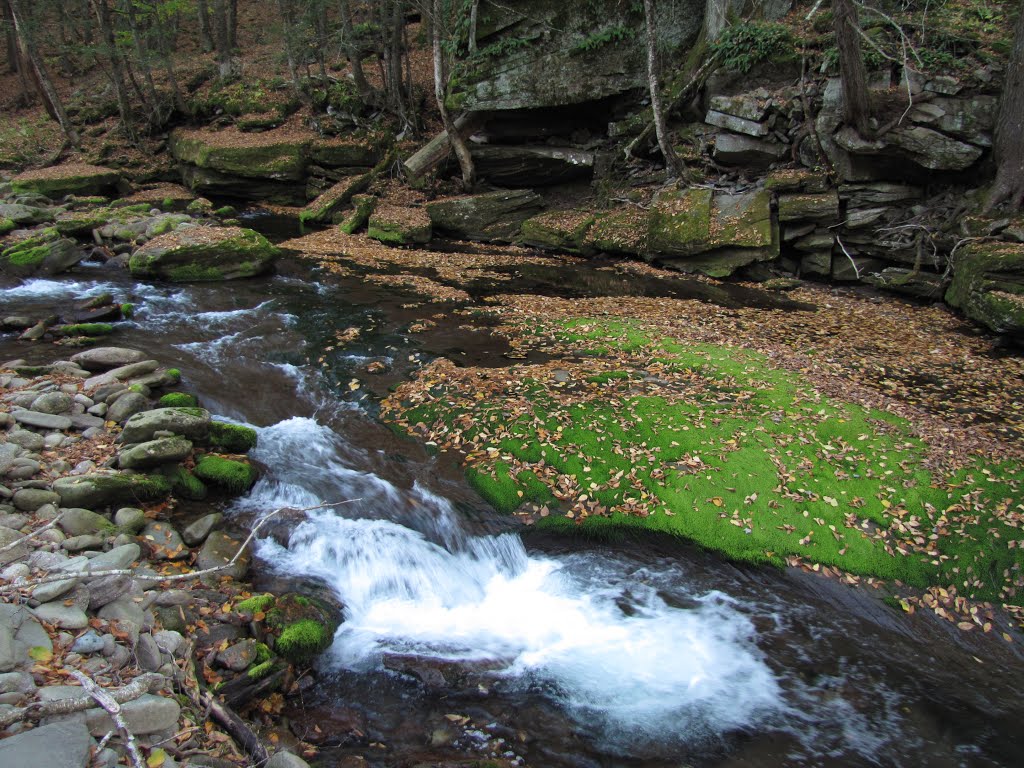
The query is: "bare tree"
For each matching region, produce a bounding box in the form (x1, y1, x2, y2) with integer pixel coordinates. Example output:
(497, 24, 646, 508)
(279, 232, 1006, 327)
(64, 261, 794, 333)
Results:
(432, 0, 475, 189)
(834, 0, 872, 136)
(338, 0, 374, 104)
(8, 0, 79, 145)
(642, 0, 681, 177)
(987, 0, 1024, 210)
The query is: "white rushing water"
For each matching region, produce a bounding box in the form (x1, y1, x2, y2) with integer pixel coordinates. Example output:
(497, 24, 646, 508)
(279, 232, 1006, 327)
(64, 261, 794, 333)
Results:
(249, 413, 783, 745)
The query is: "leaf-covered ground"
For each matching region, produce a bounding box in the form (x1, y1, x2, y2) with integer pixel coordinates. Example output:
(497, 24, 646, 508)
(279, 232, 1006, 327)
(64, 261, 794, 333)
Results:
(371, 266, 1024, 635)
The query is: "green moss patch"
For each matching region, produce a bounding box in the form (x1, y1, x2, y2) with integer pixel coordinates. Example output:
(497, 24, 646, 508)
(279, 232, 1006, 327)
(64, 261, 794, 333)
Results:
(193, 455, 258, 494)
(384, 318, 1024, 609)
(168, 466, 207, 500)
(235, 593, 275, 614)
(53, 323, 114, 337)
(208, 421, 258, 453)
(159, 392, 199, 408)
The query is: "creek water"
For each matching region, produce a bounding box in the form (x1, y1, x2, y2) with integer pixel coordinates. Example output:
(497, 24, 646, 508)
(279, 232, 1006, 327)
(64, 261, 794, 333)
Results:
(2, 232, 1024, 767)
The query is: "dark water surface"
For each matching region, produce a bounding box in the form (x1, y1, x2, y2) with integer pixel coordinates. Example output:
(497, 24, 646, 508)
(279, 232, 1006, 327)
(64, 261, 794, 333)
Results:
(2, 250, 1023, 768)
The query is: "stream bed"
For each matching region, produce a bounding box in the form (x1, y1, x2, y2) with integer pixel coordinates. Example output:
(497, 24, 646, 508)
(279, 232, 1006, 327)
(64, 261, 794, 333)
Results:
(3, 241, 1024, 767)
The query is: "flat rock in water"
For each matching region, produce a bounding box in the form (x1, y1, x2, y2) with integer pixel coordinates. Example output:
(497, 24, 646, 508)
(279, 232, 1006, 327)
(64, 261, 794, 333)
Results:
(11, 409, 73, 430)
(119, 436, 193, 470)
(70, 347, 147, 372)
(0, 721, 93, 768)
(120, 407, 211, 444)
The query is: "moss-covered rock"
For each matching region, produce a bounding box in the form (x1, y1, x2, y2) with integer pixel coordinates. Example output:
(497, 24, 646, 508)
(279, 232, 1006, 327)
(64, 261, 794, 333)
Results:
(647, 188, 714, 256)
(0, 230, 82, 276)
(300, 173, 373, 225)
(368, 205, 432, 246)
(584, 207, 650, 256)
(120, 406, 211, 443)
(208, 421, 258, 453)
(309, 137, 382, 168)
(170, 128, 310, 180)
(194, 455, 258, 494)
(339, 194, 377, 234)
(425, 189, 544, 242)
(10, 163, 121, 198)
(0, 217, 14, 236)
(52, 323, 114, 337)
(128, 225, 279, 281)
(520, 209, 596, 253)
(946, 242, 1024, 340)
(266, 594, 339, 665)
(52, 472, 171, 509)
(159, 392, 199, 408)
(167, 465, 208, 500)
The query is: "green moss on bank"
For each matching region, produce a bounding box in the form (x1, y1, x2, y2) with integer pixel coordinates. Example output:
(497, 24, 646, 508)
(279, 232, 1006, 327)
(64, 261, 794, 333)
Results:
(208, 421, 258, 453)
(194, 455, 257, 494)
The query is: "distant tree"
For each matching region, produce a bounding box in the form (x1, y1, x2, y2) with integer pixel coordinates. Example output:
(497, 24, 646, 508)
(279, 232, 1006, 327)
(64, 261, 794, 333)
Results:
(7, 0, 79, 145)
(987, 0, 1024, 210)
(834, 0, 871, 136)
(338, 0, 374, 104)
(642, 0, 681, 177)
(431, 0, 475, 189)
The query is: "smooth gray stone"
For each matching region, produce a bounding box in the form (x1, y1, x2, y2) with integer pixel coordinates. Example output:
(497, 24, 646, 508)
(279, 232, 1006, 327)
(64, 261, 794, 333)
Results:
(70, 630, 106, 654)
(70, 347, 147, 372)
(0, 721, 93, 768)
(0, 671, 35, 693)
(182, 512, 222, 546)
(59, 508, 111, 537)
(120, 407, 211, 444)
(11, 409, 73, 430)
(62, 534, 104, 552)
(87, 575, 134, 610)
(33, 602, 89, 629)
(266, 752, 312, 768)
(0, 525, 28, 566)
(118, 436, 192, 470)
(136, 632, 163, 671)
(85, 693, 179, 736)
(31, 574, 80, 604)
(69, 413, 105, 431)
(106, 392, 149, 424)
(6, 429, 45, 452)
(12, 488, 61, 511)
(84, 543, 140, 572)
(83, 360, 160, 391)
(97, 596, 145, 627)
(114, 507, 147, 533)
(30, 391, 73, 415)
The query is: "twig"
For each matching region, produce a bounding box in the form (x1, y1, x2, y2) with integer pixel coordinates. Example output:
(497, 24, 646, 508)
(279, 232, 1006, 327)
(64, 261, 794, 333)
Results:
(1, 500, 362, 593)
(0, 513, 63, 555)
(67, 668, 146, 768)
(805, 0, 826, 21)
(0, 672, 163, 729)
(835, 235, 861, 279)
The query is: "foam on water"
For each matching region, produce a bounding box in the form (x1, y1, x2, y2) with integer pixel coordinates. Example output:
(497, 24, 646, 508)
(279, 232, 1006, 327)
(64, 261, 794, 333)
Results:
(2, 278, 121, 300)
(250, 415, 782, 744)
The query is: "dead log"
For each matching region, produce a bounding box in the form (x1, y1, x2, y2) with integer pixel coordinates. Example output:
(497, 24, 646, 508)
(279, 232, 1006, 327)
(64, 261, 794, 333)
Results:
(403, 113, 484, 181)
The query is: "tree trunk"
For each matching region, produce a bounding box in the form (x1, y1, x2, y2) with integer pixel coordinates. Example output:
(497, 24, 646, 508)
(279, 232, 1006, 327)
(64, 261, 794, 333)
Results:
(3, 0, 18, 74)
(468, 0, 478, 53)
(89, 0, 136, 141)
(125, 0, 161, 124)
(642, 0, 681, 177)
(339, 0, 373, 104)
(8, 0, 79, 145)
(227, 0, 238, 49)
(987, 0, 1024, 210)
(703, 0, 728, 43)
(197, 0, 213, 51)
(833, 0, 871, 136)
(432, 0, 474, 190)
(212, 0, 232, 78)
(276, 0, 300, 89)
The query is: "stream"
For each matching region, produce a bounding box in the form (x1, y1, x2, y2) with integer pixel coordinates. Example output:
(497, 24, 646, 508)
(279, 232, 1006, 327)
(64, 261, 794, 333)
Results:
(3, 220, 1024, 767)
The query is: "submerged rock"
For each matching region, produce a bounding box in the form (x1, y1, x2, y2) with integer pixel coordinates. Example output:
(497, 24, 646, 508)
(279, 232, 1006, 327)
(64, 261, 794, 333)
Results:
(128, 225, 279, 281)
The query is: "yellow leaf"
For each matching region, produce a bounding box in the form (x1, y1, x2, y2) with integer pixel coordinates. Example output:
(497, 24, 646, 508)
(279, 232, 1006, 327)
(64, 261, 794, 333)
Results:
(711, 497, 723, 507)
(147, 748, 167, 767)
(28, 646, 52, 662)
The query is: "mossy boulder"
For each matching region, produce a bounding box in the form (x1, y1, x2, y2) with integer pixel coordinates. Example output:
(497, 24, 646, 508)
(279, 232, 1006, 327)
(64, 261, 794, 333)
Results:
(265, 594, 339, 665)
(1, 230, 82, 276)
(368, 205, 432, 246)
(300, 173, 372, 225)
(0, 202, 54, 225)
(170, 128, 310, 181)
(52, 472, 171, 509)
(520, 209, 596, 253)
(207, 421, 258, 453)
(946, 242, 1024, 340)
(120, 406, 211, 444)
(425, 189, 544, 242)
(158, 392, 199, 408)
(647, 188, 714, 257)
(584, 207, 650, 256)
(129, 225, 279, 281)
(11, 163, 121, 198)
(309, 138, 382, 168)
(118, 436, 194, 470)
(0, 218, 14, 236)
(167, 465, 207, 501)
(193, 455, 258, 494)
(339, 194, 378, 234)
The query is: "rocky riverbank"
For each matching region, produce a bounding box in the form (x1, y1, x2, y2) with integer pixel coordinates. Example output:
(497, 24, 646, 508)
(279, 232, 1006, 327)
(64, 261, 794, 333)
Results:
(0, 346, 333, 768)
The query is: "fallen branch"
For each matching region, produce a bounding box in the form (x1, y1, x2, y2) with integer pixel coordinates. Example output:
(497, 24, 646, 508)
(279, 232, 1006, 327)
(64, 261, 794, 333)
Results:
(0, 672, 163, 730)
(835, 235, 861, 280)
(67, 668, 146, 768)
(0, 499, 362, 593)
(0, 513, 63, 555)
(201, 690, 269, 763)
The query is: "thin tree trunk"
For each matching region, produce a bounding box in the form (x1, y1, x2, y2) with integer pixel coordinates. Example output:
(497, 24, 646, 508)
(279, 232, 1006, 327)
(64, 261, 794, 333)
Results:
(8, 0, 79, 145)
(432, 0, 474, 190)
(3, 0, 18, 74)
(227, 0, 238, 49)
(125, 1, 161, 124)
(642, 0, 681, 176)
(212, 0, 232, 78)
(313, 0, 329, 81)
(197, 0, 213, 51)
(339, 0, 373, 104)
(986, 0, 1024, 210)
(276, 0, 300, 90)
(89, 0, 136, 141)
(703, 0, 728, 43)
(155, 10, 186, 113)
(833, 0, 871, 136)
(468, 0, 478, 53)
(388, 0, 406, 121)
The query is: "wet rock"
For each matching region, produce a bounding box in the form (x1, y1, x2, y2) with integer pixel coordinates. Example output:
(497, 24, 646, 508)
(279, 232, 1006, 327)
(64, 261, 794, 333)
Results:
(70, 347, 147, 372)
(216, 638, 256, 671)
(197, 531, 249, 582)
(114, 507, 147, 534)
(129, 225, 279, 281)
(182, 513, 223, 546)
(120, 407, 211, 444)
(0, 721, 93, 768)
(118, 437, 193, 470)
(12, 488, 61, 511)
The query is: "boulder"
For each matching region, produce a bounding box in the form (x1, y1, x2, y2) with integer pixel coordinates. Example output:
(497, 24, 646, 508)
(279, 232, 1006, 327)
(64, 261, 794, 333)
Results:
(139, 520, 189, 560)
(425, 189, 543, 241)
(300, 173, 373, 225)
(118, 436, 193, 470)
(0, 721, 93, 768)
(182, 512, 223, 546)
(367, 205, 431, 246)
(106, 391, 150, 424)
(713, 133, 786, 168)
(58, 508, 111, 537)
(120, 407, 211, 443)
(53, 473, 170, 509)
(129, 226, 279, 281)
(946, 241, 1024, 339)
(30, 391, 73, 415)
(1, 232, 82, 276)
(520, 209, 596, 253)
(85, 543, 140, 572)
(85, 693, 180, 736)
(0, 202, 54, 225)
(865, 267, 949, 299)
(585, 206, 650, 256)
(70, 347, 147, 371)
(10, 163, 121, 198)
(83, 360, 159, 390)
(170, 128, 309, 180)
(197, 530, 249, 582)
